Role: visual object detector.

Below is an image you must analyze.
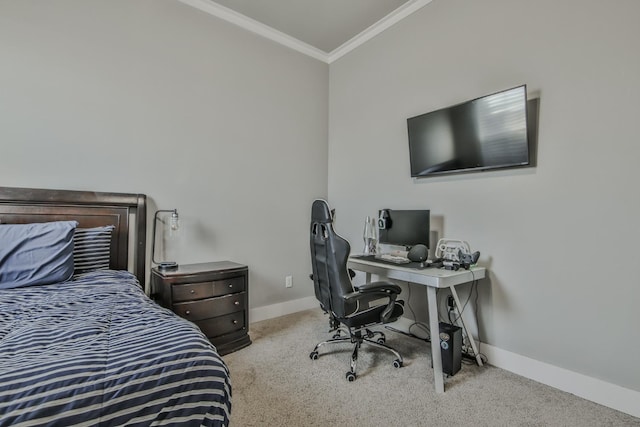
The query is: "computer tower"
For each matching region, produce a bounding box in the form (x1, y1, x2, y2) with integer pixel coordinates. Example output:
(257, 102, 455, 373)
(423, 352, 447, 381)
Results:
(438, 322, 462, 376)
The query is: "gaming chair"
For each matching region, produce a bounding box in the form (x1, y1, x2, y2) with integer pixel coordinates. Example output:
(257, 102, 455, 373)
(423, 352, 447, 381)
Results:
(309, 199, 404, 381)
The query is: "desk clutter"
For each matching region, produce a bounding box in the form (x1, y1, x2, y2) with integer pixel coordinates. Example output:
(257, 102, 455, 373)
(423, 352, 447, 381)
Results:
(434, 239, 481, 271)
(358, 239, 481, 271)
(361, 209, 481, 270)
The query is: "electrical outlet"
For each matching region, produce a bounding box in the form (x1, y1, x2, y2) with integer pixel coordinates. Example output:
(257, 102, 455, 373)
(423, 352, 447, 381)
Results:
(285, 275, 293, 288)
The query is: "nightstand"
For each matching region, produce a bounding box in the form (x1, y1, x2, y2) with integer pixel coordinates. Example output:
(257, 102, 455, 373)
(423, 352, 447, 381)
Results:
(151, 261, 251, 355)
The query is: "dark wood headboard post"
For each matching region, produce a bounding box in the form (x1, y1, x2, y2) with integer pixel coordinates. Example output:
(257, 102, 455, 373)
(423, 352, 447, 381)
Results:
(135, 194, 147, 287)
(0, 187, 148, 288)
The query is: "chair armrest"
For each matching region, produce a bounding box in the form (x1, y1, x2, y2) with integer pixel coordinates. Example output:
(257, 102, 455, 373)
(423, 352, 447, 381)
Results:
(343, 281, 400, 303)
(357, 281, 401, 295)
(343, 290, 386, 304)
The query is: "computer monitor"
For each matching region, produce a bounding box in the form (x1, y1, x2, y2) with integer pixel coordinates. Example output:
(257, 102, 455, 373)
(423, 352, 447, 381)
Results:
(377, 209, 430, 249)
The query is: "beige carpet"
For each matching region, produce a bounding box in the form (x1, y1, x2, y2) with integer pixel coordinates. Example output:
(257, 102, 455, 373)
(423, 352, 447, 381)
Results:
(222, 309, 639, 426)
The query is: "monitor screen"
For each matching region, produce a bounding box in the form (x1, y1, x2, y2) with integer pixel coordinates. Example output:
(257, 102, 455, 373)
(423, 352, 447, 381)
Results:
(377, 209, 430, 249)
(407, 85, 529, 177)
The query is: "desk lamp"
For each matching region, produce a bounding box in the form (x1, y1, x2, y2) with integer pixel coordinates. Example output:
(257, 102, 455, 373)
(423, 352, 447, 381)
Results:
(152, 209, 180, 270)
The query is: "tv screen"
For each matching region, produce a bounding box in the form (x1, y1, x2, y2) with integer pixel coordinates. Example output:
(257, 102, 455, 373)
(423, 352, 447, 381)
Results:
(407, 85, 530, 177)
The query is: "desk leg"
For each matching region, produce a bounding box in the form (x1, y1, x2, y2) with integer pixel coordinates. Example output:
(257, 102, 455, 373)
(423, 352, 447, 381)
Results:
(426, 286, 444, 393)
(449, 286, 484, 367)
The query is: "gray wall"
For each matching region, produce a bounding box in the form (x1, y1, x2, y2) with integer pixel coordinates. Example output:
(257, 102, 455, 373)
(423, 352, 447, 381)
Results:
(328, 0, 640, 392)
(0, 0, 328, 309)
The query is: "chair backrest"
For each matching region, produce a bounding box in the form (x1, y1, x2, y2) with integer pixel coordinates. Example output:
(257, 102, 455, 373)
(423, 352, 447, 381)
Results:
(310, 199, 357, 319)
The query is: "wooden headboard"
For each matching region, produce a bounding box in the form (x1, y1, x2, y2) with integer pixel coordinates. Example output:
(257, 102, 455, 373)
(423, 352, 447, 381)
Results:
(0, 187, 147, 287)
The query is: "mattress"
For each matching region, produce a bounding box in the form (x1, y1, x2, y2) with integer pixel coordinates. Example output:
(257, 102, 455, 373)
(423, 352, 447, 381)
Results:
(0, 270, 231, 426)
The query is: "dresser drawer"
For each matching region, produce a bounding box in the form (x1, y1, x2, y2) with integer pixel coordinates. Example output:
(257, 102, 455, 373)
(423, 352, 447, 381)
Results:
(173, 292, 246, 321)
(172, 276, 245, 302)
(195, 312, 245, 338)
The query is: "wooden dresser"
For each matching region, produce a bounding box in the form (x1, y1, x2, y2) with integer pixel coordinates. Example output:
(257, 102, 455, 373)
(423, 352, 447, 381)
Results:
(151, 261, 251, 355)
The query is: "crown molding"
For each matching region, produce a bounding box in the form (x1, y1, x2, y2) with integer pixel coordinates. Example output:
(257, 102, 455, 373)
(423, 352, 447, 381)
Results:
(328, 0, 433, 63)
(177, 0, 433, 64)
(178, 0, 329, 62)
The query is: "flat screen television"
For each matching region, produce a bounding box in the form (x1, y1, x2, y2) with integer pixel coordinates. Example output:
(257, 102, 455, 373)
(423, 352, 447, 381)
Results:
(407, 85, 530, 178)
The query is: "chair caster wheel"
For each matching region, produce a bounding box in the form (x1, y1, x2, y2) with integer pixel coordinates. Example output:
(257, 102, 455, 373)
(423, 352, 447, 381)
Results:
(377, 337, 386, 344)
(346, 372, 356, 382)
(393, 359, 403, 368)
(309, 351, 319, 360)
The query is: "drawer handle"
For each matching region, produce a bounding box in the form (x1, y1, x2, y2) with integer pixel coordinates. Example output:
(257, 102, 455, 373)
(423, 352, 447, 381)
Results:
(234, 301, 240, 305)
(190, 290, 196, 294)
(228, 283, 233, 288)
(185, 310, 191, 315)
(233, 320, 238, 325)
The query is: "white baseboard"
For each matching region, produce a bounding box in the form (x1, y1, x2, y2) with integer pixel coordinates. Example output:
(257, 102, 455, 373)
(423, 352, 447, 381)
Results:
(249, 296, 319, 324)
(482, 343, 640, 419)
(248, 307, 639, 419)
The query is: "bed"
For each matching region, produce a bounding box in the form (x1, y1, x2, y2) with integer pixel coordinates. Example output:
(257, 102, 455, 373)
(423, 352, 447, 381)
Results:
(0, 187, 231, 427)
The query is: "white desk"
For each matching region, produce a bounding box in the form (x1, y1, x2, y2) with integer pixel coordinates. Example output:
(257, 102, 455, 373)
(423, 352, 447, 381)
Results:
(347, 256, 486, 393)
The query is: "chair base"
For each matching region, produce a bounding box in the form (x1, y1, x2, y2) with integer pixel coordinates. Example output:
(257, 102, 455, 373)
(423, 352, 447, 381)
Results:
(309, 327, 403, 381)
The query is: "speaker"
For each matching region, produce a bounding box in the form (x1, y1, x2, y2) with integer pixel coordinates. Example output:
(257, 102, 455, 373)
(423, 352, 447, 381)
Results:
(438, 322, 462, 376)
(407, 244, 428, 262)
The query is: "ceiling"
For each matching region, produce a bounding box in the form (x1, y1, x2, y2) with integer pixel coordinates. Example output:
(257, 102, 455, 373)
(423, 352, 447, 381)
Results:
(179, 0, 433, 63)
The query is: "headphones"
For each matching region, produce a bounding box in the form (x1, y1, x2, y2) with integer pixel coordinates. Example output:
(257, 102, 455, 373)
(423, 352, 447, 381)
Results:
(378, 209, 391, 230)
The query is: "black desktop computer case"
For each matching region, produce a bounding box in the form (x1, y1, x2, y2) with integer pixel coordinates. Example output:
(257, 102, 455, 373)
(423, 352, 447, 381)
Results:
(438, 322, 462, 376)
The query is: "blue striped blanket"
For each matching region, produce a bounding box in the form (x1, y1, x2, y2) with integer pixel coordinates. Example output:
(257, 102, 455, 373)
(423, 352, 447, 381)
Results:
(0, 270, 231, 426)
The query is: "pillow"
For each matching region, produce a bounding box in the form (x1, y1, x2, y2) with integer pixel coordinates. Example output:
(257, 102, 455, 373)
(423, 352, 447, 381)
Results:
(0, 221, 78, 289)
(73, 225, 115, 273)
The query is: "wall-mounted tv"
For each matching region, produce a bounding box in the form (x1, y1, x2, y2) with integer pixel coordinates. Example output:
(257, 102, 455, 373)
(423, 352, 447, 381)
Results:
(407, 85, 530, 178)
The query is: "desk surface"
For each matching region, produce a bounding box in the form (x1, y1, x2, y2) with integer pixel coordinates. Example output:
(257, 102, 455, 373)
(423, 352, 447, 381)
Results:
(348, 255, 486, 288)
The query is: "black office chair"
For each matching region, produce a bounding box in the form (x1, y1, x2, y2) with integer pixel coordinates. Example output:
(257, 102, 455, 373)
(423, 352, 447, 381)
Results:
(309, 199, 404, 381)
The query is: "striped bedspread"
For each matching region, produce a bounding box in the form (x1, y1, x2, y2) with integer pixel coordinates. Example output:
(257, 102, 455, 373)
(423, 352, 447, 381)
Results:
(0, 270, 231, 426)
